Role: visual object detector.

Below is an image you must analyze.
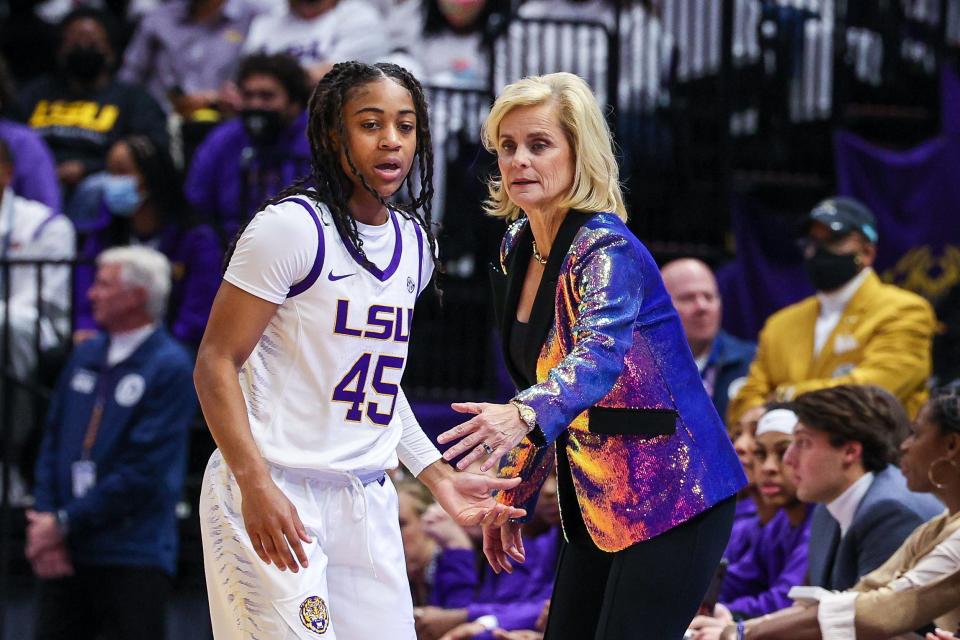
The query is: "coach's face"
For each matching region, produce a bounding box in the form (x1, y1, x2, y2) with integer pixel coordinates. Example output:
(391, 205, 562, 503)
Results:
(495, 101, 574, 218)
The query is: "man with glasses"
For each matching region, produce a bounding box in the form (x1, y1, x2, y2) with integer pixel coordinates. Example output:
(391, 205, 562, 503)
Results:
(728, 197, 936, 423)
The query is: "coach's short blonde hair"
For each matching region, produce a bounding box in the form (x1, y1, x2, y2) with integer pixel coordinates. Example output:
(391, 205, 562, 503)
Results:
(481, 72, 628, 222)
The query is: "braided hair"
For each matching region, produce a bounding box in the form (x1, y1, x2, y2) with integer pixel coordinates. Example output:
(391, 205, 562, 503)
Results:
(225, 61, 440, 286)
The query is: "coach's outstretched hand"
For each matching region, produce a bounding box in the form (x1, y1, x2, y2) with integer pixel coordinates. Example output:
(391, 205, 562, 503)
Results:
(420, 460, 526, 529)
(438, 402, 531, 472)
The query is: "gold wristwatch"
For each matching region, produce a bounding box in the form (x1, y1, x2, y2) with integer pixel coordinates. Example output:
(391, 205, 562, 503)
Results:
(510, 399, 548, 446)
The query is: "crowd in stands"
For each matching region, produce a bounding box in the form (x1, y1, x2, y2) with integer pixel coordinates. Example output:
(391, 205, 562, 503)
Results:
(0, 1, 958, 639)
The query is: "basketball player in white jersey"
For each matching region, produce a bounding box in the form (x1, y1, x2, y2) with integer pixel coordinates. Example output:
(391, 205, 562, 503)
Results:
(194, 61, 526, 640)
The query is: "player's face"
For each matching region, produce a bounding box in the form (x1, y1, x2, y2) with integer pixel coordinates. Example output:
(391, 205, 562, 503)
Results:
(754, 431, 800, 509)
(339, 78, 417, 200)
(495, 102, 575, 218)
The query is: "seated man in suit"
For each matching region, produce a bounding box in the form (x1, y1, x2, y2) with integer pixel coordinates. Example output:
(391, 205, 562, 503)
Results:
(661, 258, 756, 421)
(728, 197, 936, 423)
(786, 384, 943, 591)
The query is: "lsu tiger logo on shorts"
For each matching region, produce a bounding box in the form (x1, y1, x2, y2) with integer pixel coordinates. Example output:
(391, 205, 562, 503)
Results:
(299, 595, 330, 635)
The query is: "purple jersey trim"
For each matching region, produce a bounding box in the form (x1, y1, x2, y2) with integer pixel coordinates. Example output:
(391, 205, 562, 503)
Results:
(283, 197, 325, 298)
(31, 211, 62, 242)
(336, 208, 403, 282)
(413, 221, 424, 295)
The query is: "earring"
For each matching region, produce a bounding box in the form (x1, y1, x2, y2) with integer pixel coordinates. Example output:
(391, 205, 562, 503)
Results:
(927, 457, 960, 490)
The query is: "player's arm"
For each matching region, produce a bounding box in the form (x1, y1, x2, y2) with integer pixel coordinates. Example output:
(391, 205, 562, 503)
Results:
(395, 388, 526, 527)
(194, 281, 311, 572)
(395, 387, 443, 476)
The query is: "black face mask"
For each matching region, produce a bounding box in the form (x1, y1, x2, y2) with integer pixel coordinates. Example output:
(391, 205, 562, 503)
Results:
(63, 46, 108, 81)
(804, 245, 862, 292)
(241, 108, 285, 146)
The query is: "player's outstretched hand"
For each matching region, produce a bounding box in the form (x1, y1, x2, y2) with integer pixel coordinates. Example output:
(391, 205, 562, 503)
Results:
(240, 479, 312, 572)
(438, 402, 531, 472)
(482, 521, 525, 574)
(420, 461, 526, 529)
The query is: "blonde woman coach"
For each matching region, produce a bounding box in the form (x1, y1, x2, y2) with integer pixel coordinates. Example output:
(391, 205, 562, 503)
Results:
(438, 72, 746, 639)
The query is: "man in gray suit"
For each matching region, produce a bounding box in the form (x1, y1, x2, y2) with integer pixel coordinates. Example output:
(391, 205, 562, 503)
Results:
(785, 385, 943, 591)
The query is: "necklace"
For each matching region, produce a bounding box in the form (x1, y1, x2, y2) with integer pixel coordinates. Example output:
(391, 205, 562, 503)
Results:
(532, 240, 548, 265)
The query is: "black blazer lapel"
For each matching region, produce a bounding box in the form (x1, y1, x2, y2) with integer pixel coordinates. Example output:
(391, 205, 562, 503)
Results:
(523, 212, 596, 379)
(489, 261, 508, 332)
(492, 221, 533, 389)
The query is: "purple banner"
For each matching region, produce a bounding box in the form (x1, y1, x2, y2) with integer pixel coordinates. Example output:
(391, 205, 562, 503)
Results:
(720, 77, 960, 342)
(716, 197, 814, 340)
(834, 130, 960, 302)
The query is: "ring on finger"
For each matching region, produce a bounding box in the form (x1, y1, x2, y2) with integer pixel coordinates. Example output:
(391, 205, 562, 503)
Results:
(480, 442, 494, 455)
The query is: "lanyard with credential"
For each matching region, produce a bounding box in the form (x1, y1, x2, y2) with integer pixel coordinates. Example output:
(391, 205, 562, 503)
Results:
(71, 364, 110, 499)
(80, 367, 111, 461)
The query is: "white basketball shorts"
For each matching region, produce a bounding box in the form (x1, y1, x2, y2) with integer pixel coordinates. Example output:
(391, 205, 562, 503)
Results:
(200, 449, 415, 639)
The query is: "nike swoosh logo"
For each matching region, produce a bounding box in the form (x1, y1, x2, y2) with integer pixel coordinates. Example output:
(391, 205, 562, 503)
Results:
(328, 272, 355, 281)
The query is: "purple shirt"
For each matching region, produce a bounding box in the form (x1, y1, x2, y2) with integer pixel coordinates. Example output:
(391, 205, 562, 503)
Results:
(119, 0, 256, 112)
(432, 526, 560, 632)
(184, 112, 311, 237)
(720, 505, 813, 618)
(725, 496, 762, 565)
(0, 119, 62, 211)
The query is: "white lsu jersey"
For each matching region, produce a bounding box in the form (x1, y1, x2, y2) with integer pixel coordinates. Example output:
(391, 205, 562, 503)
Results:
(224, 196, 433, 473)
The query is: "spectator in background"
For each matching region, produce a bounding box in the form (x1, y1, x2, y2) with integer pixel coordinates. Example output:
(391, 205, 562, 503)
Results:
(0, 56, 62, 211)
(118, 0, 259, 117)
(787, 385, 943, 592)
(15, 8, 169, 198)
(0, 138, 74, 503)
(74, 135, 222, 348)
(723, 407, 776, 571)
(414, 0, 507, 279)
(242, 0, 390, 83)
(414, 469, 561, 640)
(718, 408, 813, 619)
(184, 53, 310, 238)
(661, 258, 756, 421)
(932, 281, 960, 387)
(728, 197, 936, 423)
(368, 0, 427, 70)
(420, 501, 482, 608)
(27, 246, 196, 640)
(690, 385, 960, 640)
(417, 0, 506, 89)
(397, 477, 444, 607)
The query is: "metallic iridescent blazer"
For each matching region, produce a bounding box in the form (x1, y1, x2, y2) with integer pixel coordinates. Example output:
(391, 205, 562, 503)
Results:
(492, 212, 746, 552)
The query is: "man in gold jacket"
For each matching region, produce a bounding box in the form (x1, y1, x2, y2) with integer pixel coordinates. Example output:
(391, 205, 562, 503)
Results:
(728, 197, 936, 423)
